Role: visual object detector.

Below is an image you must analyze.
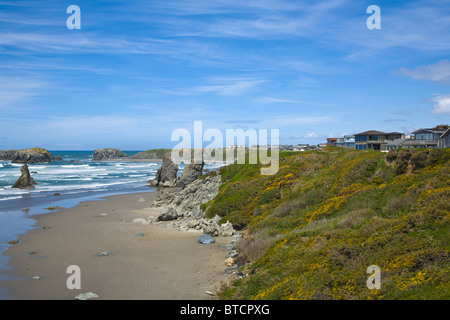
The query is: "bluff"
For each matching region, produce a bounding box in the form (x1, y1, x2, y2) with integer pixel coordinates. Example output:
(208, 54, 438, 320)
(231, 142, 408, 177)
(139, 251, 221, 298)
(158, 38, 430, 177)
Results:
(209, 148, 449, 300)
(93, 148, 128, 161)
(0, 148, 61, 163)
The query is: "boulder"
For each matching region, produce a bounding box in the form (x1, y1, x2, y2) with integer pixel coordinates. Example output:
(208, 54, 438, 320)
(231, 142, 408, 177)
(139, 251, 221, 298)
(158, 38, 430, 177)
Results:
(198, 234, 215, 244)
(12, 164, 37, 189)
(219, 221, 235, 237)
(75, 292, 100, 300)
(157, 206, 181, 221)
(176, 161, 204, 188)
(201, 219, 220, 236)
(224, 257, 235, 267)
(93, 148, 128, 161)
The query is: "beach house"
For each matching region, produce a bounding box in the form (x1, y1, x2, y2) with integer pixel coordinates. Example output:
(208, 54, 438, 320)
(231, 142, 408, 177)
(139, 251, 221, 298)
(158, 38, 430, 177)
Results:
(354, 130, 402, 151)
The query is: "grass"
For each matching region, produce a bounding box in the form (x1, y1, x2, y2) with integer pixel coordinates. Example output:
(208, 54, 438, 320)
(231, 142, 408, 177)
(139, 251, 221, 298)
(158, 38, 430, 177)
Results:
(202, 148, 450, 300)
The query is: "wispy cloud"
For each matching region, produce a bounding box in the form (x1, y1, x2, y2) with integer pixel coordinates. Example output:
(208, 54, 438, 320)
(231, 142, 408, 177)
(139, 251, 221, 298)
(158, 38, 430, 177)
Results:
(163, 77, 267, 96)
(395, 60, 450, 86)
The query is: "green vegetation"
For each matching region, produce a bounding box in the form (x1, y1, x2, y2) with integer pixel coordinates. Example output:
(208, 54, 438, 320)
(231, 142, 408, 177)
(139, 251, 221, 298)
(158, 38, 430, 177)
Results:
(204, 148, 449, 300)
(142, 148, 171, 158)
(28, 147, 50, 154)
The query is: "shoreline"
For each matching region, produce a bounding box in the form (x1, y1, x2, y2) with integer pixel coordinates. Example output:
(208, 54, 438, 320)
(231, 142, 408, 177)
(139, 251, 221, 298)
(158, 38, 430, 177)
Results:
(1, 190, 232, 300)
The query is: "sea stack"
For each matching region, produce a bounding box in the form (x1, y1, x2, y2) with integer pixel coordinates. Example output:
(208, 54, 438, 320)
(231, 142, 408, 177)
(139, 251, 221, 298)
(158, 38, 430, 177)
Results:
(149, 155, 178, 187)
(12, 164, 37, 189)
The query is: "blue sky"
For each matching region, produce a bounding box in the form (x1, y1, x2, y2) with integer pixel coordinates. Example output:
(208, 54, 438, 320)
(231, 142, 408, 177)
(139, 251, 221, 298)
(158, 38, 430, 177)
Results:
(0, 0, 449, 150)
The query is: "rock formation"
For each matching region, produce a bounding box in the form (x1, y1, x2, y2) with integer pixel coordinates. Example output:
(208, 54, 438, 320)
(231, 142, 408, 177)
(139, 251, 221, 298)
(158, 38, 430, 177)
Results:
(12, 164, 37, 189)
(93, 148, 128, 161)
(0, 148, 60, 164)
(150, 173, 236, 236)
(175, 161, 204, 189)
(148, 155, 179, 187)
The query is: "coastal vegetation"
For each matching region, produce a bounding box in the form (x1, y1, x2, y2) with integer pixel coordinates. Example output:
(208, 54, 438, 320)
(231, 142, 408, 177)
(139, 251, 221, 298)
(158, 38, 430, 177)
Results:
(201, 148, 449, 300)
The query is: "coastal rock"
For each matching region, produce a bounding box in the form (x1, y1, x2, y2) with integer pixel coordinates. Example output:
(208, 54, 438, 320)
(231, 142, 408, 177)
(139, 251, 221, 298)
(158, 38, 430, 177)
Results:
(176, 161, 204, 189)
(75, 292, 100, 300)
(12, 164, 37, 189)
(198, 234, 215, 244)
(0, 148, 59, 164)
(149, 155, 178, 187)
(151, 173, 236, 235)
(219, 221, 235, 237)
(201, 219, 220, 236)
(132, 218, 151, 225)
(224, 257, 235, 267)
(157, 206, 181, 221)
(152, 175, 221, 217)
(97, 251, 112, 257)
(93, 148, 128, 161)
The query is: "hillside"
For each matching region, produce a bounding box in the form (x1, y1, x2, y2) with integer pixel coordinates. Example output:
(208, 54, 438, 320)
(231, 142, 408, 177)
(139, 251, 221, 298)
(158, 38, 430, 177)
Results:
(128, 149, 172, 160)
(202, 148, 449, 300)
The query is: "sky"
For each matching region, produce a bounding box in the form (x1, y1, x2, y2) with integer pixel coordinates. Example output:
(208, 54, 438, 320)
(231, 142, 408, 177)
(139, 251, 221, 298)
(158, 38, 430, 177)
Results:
(0, 0, 449, 150)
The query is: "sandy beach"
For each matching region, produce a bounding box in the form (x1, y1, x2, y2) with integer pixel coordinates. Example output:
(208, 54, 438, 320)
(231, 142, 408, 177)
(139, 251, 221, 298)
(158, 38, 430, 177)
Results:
(1, 191, 232, 300)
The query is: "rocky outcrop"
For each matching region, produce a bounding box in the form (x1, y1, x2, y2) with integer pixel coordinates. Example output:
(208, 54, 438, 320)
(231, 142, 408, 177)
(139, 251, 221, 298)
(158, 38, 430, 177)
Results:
(12, 164, 37, 189)
(153, 174, 221, 215)
(148, 155, 179, 187)
(150, 173, 236, 236)
(176, 161, 204, 189)
(0, 148, 60, 164)
(93, 148, 128, 161)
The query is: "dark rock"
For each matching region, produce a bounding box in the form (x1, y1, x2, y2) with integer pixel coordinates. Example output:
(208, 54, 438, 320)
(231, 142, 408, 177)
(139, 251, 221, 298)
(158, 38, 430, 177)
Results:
(157, 206, 181, 221)
(176, 161, 204, 188)
(93, 148, 128, 161)
(12, 164, 36, 189)
(149, 155, 178, 187)
(198, 234, 215, 244)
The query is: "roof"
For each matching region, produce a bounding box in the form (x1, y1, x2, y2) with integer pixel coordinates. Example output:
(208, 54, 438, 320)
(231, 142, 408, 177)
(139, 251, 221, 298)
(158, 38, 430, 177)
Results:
(354, 130, 387, 135)
(440, 127, 450, 138)
(412, 127, 447, 134)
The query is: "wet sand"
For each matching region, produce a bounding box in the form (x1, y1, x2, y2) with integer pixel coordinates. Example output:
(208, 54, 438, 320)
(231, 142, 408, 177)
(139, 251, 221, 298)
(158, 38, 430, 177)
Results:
(1, 191, 231, 300)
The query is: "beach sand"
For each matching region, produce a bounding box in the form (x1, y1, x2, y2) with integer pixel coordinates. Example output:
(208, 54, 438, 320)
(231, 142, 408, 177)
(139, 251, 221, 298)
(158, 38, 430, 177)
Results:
(2, 191, 232, 300)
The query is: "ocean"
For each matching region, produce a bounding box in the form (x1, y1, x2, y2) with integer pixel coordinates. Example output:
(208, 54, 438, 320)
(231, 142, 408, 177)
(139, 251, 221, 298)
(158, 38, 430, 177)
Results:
(0, 150, 223, 281)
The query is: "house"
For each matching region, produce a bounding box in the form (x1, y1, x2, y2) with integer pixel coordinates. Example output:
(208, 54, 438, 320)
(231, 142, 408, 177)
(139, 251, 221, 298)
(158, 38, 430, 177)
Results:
(354, 130, 403, 151)
(335, 135, 355, 148)
(438, 127, 450, 148)
(326, 138, 339, 147)
(409, 126, 448, 148)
